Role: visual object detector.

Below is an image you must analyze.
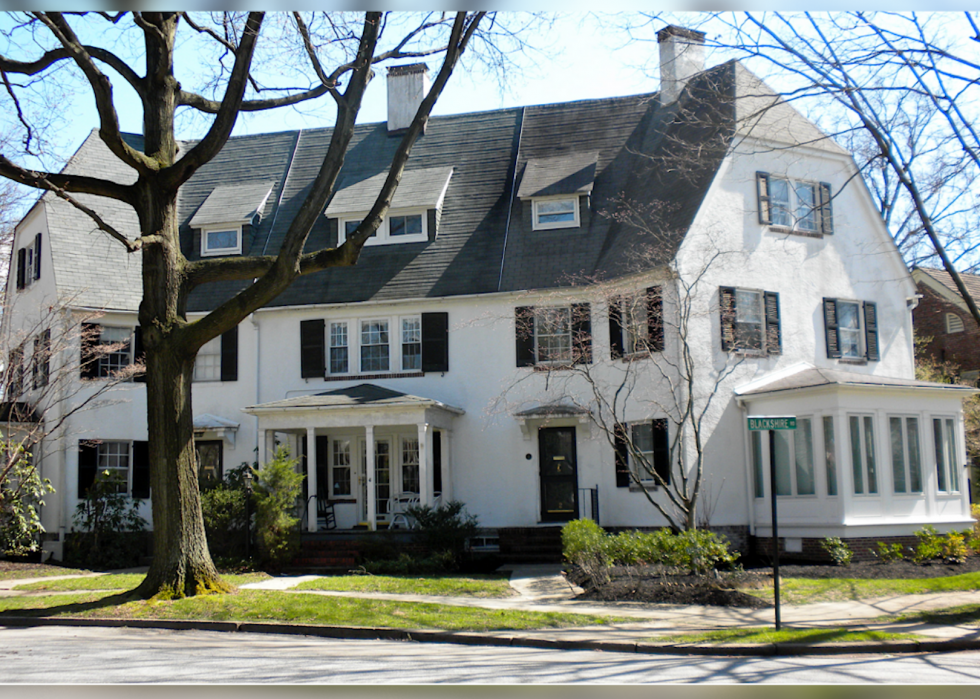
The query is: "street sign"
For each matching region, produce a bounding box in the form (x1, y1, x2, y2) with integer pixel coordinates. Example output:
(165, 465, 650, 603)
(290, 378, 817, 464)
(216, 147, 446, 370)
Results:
(747, 416, 797, 431)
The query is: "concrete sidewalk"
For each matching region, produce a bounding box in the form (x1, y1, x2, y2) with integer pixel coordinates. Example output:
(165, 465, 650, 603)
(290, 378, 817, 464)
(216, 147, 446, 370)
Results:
(3, 563, 980, 655)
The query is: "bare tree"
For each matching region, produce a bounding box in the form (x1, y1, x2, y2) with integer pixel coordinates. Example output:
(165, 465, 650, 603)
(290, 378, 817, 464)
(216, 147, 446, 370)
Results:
(0, 11, 505, 596)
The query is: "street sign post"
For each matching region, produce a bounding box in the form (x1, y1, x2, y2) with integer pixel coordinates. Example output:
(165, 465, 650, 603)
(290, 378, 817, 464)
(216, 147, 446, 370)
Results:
(747, 415, 797, 631)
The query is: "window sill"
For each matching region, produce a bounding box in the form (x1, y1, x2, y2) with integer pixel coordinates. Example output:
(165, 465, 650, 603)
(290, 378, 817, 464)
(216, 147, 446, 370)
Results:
(629, 483, 660, 492)
(766, 225, 825, 239)
(838, 358, 868, 366)
(324, 371, 424, 382)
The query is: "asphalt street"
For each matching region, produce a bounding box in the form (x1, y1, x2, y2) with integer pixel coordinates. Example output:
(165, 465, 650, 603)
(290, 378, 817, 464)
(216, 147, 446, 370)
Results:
(3, 625, 980, 685)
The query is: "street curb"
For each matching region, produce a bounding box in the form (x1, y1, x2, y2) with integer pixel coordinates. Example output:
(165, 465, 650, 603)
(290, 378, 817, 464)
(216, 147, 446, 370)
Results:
(3, 616, 980, 656)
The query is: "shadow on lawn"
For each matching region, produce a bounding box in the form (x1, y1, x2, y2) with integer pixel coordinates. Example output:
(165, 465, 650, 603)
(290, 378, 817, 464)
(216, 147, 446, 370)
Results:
(0, 591, 140, 618)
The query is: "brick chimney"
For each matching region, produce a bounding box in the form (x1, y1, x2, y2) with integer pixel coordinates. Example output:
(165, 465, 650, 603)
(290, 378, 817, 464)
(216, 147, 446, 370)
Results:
(657, 26, 706, 106)
(387, 63, 430, 134)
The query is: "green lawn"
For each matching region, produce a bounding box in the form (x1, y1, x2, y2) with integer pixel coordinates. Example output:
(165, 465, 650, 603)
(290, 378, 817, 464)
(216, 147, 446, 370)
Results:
(886, 603, 980, 627)
(294, 574, 515, 598)
(13, 572, 271, 592)
(645, 627, 921, 645)
(0, 589, 614, 632)
(744, 571, 980, 605)
(0, 565, 93, 581)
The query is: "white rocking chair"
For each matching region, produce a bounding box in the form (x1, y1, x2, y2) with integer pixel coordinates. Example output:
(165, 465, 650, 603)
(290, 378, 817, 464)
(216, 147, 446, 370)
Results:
(388, 492, 420, 529)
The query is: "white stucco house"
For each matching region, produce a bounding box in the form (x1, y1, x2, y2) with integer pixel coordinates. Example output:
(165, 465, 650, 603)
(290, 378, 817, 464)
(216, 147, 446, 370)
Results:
(3, 26, 975, 562)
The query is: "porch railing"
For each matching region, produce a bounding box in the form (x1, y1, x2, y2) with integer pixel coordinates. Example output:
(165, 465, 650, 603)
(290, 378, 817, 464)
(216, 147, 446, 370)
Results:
(578, 486, 599, 525)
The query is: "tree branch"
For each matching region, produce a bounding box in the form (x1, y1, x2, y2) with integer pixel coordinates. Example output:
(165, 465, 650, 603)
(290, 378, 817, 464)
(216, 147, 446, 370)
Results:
(0, 155, 134, 203)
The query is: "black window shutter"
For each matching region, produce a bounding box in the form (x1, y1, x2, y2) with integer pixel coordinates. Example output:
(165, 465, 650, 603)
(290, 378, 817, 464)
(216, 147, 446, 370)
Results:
(864, 301, 880, 361)
(608, 297, 624, 359)
(421, 312, 449, 372)
(300, 319, 325, 378)
(220, 326, 238, 381)
(719, 287, 737, 351)
(652, 418, 670, 485)
(823, 298, 842, 358)
(614, 423, 630, 488)
(515, 307, 535, 367)
(315, 435, 330, 499)
(16, 248, 26, 290)
(764, 291, 781, 356)
(132, 326, 147, 383)
(80, 323, 101, 379)
(756, 172, 772, 225)
(571, 303, 592, 364)
(78, 441, 98, 498)
(33, 233, 41, 280)
(433, 432, 443, 494)
(818, 182, 834, 234)
(132, 440, 150, 499)
(647, 286, 664, 352)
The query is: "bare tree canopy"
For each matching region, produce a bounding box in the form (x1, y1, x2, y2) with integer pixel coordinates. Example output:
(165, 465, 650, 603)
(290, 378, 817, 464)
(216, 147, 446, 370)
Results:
(0, 10, 520, 596)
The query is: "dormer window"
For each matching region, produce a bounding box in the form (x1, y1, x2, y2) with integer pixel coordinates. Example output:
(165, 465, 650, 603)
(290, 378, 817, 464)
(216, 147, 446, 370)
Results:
(326, 167, 453, 247)
(532, 196, 579, 230)
(201, 226, 242, 257)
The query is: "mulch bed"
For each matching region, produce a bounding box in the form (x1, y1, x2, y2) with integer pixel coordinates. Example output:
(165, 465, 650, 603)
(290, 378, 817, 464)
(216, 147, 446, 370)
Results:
(568, 555, 980, 609)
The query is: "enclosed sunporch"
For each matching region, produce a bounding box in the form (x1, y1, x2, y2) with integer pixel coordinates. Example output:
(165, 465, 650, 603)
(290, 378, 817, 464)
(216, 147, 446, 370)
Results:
(243, 383, 463, 531)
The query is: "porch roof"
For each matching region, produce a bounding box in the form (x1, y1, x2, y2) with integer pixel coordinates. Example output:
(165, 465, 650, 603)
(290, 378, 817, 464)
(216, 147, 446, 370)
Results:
(243, 383, 464, 416)
(735, 364, 979, 399)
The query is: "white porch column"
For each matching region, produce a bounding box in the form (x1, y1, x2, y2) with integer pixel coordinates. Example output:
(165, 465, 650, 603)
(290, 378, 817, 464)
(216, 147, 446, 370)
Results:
(440, 429, 453, 502)
(365, 425, 376, 531)
(306, 427, 318, 532)
(261, 430, 275, 466)
(418, 423, 433, 507)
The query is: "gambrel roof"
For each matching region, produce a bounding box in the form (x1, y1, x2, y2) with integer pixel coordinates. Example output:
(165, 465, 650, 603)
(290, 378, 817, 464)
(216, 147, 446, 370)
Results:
(35, 60, 844, 313)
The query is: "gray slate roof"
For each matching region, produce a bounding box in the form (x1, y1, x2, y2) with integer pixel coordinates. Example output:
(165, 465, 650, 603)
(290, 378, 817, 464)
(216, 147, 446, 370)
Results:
(38, 60, 844, 313)
(244, 383, 464, 414)
(189, 181, 275, 228)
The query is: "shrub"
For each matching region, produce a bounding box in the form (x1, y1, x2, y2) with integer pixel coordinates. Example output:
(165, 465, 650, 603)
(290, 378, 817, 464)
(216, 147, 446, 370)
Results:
(913, 525, 943, 564)
(674, 529, 739, 574)
(68, 469, 148, 569)
(874, 541, 905, 563)
(820, 537, 853, 566)
(405, 500, 478, 568)
(200, 477, 249, 560)
(360, 551, 457, 576)
(1, 446, 54, 555)
(942, 531, 968, 564)
(253, 447, 304, 570)
(561, 519, 611, 587)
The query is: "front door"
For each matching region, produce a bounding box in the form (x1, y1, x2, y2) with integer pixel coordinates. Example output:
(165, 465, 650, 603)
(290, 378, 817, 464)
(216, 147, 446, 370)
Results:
(359, 438, 392, 524)
(539, 426, 578, 522)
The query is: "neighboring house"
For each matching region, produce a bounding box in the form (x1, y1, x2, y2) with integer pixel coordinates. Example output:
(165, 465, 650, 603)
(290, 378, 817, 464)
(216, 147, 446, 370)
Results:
(911, 266, 980, 384)
(3, 26, 975, 563)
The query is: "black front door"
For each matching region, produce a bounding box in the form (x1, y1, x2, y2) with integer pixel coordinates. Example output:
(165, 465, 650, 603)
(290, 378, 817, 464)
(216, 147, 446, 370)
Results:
(539, 426, 578, 522)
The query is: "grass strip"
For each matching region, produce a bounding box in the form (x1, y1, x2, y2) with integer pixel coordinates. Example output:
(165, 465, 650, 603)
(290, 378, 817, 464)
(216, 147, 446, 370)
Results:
(0, 566, 94, 582)
(743, 572, 980, 605)
(293, 574, 514, 598)
(13, 572, 271, 592)
(885, 603, 980, 627)
(0, 589, 614, 632)
(645, 627, 921, 645)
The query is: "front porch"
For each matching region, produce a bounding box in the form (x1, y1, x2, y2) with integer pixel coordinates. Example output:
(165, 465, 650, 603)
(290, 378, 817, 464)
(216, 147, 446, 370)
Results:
(244, 383, 464, 532)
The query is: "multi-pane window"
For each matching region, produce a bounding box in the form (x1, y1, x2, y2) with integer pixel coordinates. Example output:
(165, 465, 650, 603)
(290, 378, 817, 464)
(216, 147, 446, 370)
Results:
(720, 287, 780, 356)
(329, 322, 349, 374)
(193, 335, 222, 382)
(837, 301, 863, 359)
(751, 430, 765, 498)
(331, 438, 352, 497)
(889, 417, 923, 494)
(340, 212, 425, 245)
(97, 327, 133, 378)
(360, 320, 390, 372)
(532, 197, 578, 229)
(534, 307, 572, 363)
(733, 289, 764, 352)
(933, 418, 960, 493)
(623, 296, 650, 355)
(631, 423, 656, 483)
(98, 441, 131, 494)
(772, 417, 815, 496)
(401, 317, 421, 371)
(759, 173, 831, 234)
(823, 416, 838, 496)
(32, 329, 50, 390)
(401, 438, 420, 493)
(849, 415, 879, 495)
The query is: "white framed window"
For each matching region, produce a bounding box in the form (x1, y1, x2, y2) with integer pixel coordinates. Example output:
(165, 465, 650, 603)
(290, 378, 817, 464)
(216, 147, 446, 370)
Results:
(98, 441, 131, 494)
(837, 300, 863, 359)
(823, 416, 838, 496)
(329, 322, 349, 375)
(622, 296, 650, 355)
(733, 289, 764, 352)
(849, 414, 879, 495)
(720, 287, 781, 356)
(945, 313, 964, 334)
(824, 298, 879, 362)
(771, 416, 816, 496)
(200, 226, 242, 256)
(360, 319, 390, 372)
(532, 196, 579, 230)
(889, 416, 923, 494)
(534, 307, 573, 363)
(193, 335, 222, 382)
(758, 173, 832, 234)
(631, 423, 656, 484)
(932, 417, 960, 493)
(401, 317, 421, 371)
(339, 209, 428, 246)
(17, 233, 42, 290)
(331, 438, 352, 497)
(97, 326, 133, 378)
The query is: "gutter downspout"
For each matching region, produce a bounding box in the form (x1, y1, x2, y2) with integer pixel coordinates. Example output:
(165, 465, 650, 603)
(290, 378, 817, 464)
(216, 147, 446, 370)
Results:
(497, 108, 525, 292)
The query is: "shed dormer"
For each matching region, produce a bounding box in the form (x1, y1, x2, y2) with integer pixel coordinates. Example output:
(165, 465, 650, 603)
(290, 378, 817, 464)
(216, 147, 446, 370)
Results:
(190, 181, 275, 257)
